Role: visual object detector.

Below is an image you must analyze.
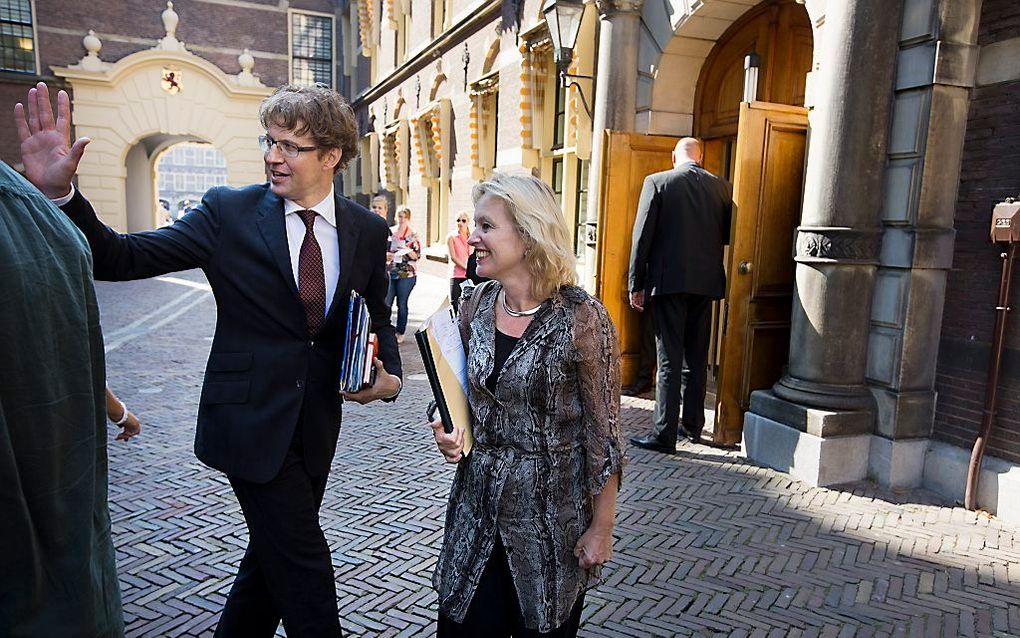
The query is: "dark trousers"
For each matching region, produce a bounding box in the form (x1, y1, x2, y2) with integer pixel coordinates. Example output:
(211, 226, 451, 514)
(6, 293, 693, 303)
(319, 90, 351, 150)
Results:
(385, 275, 416, 334)
(651, 293, 712, 443)
(633, 297, 657, 387)
(215, 427, 341, 638)
(450, 277, 467, 313)
(437, 538, 584, 638)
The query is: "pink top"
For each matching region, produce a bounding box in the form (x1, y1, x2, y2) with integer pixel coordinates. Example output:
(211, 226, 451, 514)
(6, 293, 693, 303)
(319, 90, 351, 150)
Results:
(450, 234, 471, 278)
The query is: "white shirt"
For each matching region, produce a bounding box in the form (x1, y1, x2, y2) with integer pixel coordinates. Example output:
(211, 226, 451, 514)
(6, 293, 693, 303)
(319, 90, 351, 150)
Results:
(284, 187, 340, 317)
(53, 184, 341, 317)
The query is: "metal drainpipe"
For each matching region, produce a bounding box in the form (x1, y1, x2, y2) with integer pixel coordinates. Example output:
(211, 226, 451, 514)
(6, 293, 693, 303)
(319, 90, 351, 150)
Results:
(964, 241, 1018, 511)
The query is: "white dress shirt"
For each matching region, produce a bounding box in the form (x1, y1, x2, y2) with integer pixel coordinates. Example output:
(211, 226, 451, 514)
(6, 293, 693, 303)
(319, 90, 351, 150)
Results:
(284, 187, 340, 317)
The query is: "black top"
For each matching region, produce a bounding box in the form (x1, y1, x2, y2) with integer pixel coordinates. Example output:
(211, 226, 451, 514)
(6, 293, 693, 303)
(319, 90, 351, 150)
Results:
(486, 329, 520, 393)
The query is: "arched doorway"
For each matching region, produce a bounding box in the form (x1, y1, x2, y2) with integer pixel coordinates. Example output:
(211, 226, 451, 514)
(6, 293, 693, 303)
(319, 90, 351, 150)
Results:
(694, 0, 813, 180)
(152, 141, 228, 227)
(596, 0, 815, 443)
(52, 46, 272, 231)
(695, 0, 813, 444)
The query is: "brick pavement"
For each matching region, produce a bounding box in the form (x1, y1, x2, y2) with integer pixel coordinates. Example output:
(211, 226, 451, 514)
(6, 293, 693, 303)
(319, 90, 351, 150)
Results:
(97, 270, 1020, 637)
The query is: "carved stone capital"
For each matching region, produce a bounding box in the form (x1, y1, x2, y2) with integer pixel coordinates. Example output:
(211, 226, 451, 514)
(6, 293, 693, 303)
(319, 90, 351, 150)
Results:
(594, 0, 644, 17)
(794, 226, 881, 265)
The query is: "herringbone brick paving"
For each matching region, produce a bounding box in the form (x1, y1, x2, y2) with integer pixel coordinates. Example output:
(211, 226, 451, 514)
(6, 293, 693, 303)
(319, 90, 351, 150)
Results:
(98, 271, 1020, 637)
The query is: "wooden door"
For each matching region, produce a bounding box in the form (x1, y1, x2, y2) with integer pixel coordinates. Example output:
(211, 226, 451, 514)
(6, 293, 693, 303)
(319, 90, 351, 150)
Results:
(715, 101, 807, 444)
(594, 131, 679, 386)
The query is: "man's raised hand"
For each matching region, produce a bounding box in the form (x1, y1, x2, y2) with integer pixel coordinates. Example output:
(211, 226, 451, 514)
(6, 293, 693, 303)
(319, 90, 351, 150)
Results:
(14, 82, 89, 199)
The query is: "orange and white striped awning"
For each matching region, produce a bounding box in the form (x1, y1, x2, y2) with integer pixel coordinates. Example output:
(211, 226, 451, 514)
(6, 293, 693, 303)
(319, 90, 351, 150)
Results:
(469, 74, 499, 171)
(518, 38, 552, 150)
(358, 0, 374, 54)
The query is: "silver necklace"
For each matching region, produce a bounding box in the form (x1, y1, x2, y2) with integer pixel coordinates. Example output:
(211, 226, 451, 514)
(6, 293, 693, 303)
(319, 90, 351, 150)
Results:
(501, 290, 542, 317)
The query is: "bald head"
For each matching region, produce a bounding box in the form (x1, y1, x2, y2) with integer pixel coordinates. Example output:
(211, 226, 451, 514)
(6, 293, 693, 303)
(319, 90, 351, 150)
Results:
(673, 137, 703, 167)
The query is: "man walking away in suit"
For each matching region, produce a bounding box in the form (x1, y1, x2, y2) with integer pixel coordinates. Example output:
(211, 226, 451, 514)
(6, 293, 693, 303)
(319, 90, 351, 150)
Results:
(16, 82, 403, 637)
(627, 137, 732, 454)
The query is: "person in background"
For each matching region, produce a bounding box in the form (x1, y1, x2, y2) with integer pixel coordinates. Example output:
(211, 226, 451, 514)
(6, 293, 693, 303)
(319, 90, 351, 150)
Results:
(430, 173, 625, 637)
(372, 195, 395, 281)
(627, 137, 732, 452)
(0, 159, 124, 638)
(446, 211, 473, 312)
(386, 205, 421, 342)
(370, 194, 389, 222)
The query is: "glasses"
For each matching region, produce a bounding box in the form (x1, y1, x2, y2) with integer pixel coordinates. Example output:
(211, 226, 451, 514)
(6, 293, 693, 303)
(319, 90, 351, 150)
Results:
(258, 134, 317, 158)
(457, 219, 468, 224)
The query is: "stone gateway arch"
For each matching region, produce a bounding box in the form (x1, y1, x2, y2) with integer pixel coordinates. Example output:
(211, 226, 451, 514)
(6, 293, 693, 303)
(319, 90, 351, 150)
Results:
(52, 14, 272, 232)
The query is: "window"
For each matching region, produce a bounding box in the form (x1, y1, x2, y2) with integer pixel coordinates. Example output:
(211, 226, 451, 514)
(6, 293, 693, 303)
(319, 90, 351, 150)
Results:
(552, 77, 566, 149)
(574, 159, 589, 257)
(430, 0, 450, 38)
(0, 0, 35, 73)
(291, 11, 334, 87)
(552, 157, 564, 206)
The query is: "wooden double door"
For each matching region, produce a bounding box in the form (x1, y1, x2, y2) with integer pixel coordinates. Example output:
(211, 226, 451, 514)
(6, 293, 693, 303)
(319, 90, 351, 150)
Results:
(596, 102, 807, 444)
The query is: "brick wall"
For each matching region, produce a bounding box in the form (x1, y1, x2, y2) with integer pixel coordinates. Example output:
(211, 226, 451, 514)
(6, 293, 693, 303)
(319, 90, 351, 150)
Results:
(934, 0, 1020, 463)
(0, 0, 339, 167)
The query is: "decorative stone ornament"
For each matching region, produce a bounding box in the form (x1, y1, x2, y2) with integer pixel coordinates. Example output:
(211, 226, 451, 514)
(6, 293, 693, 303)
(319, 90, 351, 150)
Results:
(236, 48, 259, 86)
(162, 2, 178, 39)
(157, 1, 187, 52)
(794, 227, 881, 264)
(79, 30, 107, 72)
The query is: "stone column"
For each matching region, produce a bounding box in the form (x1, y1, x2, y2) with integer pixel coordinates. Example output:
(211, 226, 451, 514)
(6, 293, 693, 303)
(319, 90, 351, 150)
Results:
(582, 0, 643, 293)
(864, 0, 981, 488)
(744, 0, 904, 486)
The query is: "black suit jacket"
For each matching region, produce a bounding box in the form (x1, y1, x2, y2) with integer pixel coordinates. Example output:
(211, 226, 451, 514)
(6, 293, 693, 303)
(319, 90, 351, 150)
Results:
(62, 183, 401, 483)
(628, 161, 733, 299)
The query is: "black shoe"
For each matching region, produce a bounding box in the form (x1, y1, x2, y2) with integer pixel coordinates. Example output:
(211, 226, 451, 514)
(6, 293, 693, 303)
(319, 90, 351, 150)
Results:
(682, 427, 704, 443)
(629, 434, 676, 454)
(621, 381, 653, 396)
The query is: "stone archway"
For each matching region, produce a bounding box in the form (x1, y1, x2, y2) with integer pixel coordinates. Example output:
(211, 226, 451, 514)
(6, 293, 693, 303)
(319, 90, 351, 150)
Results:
(638, 0, 823, 135)
(52, 40, 272, 230)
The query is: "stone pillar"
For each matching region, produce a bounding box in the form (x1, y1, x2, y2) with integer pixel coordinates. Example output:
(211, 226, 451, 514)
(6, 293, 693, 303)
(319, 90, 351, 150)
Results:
(582, 0, 643, 293)
(743, 0, 904, 486)
(865, 0, 981, 488)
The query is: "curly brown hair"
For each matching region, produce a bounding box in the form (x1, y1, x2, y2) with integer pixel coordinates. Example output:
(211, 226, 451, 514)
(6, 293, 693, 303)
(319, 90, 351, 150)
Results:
(259, 84, 359, 173)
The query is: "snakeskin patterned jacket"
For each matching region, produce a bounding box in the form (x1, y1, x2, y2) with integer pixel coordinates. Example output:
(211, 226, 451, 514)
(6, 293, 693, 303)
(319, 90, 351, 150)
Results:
(432, 281, 626, 631)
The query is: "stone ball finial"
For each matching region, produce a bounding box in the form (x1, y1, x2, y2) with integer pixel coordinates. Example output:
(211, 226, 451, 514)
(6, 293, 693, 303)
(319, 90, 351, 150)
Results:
(162, 1, 179, 39)
(83, 30, 101, 57)
(238, 48, 254, 73)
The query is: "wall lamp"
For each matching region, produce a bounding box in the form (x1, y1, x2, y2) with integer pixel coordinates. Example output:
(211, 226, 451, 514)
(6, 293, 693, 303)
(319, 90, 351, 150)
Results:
(542, 0, 594, 120)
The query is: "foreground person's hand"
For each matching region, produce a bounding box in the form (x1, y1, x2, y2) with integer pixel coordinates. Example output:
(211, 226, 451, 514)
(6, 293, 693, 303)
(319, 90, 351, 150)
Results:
(342, 359, 400, 404)
(14, 82, 89, 199)
(574, 524, 613, 569)
(430, 419, 464, 463)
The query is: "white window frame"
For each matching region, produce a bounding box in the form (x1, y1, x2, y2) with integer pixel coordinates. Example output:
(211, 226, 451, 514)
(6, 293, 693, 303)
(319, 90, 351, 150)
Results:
(287, 8, 336, 88)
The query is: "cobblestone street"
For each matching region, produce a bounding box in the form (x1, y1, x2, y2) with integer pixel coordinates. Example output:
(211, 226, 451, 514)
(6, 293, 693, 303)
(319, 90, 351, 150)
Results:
(98, 269, 1020, 637)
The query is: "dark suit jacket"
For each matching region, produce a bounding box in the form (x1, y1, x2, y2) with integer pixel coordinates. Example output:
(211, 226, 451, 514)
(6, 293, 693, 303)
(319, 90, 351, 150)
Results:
(628, 161, 733, 299)
(62, 183, 401, 483)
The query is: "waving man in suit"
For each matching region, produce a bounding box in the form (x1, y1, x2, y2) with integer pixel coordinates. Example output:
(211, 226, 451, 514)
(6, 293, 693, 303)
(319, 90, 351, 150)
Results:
(16, 82, 402, 638)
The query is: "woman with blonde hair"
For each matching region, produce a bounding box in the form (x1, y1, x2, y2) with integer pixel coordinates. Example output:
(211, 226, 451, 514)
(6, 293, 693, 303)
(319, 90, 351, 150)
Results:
(386, 205, 420, 342)
(430, 172, 625, 637)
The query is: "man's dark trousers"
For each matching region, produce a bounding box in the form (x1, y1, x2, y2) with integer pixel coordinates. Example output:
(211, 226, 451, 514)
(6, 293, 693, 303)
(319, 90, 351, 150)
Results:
(651, 293, 712, 443)
(216, 416, 340, 638)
